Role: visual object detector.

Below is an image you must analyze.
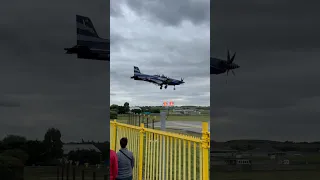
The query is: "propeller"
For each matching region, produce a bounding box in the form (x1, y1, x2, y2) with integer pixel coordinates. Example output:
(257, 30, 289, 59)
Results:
(181, 78, 184, 82)
(226, 69, 236, 76)
(226, 49, 237, 76)
(227, 50, 236, 64)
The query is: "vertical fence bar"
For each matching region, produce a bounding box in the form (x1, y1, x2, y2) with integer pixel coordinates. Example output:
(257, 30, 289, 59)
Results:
(72, 167, 75, 180)
(139, 114, 141, 126)
(112, 120, 117, 150)
(138, 123, 145, 180)
(57, 166, 60, 180)
(61, 165, 64, 180)
(201, 122, 210, 180)
(81, 170, 84, 180)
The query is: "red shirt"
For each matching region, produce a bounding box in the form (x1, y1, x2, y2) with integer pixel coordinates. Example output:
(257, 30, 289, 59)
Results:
(110, 149, 118, 180)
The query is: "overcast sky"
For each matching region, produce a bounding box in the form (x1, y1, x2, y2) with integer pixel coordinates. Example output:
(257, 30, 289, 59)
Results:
(0, 0, 109, 142)
(110, 0, 210, 107)
(211, 0, 320, 142)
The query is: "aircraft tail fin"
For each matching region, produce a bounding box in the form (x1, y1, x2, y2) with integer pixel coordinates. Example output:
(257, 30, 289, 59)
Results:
(134, 66, 141, 75)
(77, 15, 102, 46)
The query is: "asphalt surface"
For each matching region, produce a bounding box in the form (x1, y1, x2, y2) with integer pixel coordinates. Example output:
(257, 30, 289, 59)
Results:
(149, 121, 210, 134)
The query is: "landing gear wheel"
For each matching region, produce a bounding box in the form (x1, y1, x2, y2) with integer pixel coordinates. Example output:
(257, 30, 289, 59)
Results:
(160, 86, 163, 89)
(165, 85, 168, 89)
(174, 86, 176, 90)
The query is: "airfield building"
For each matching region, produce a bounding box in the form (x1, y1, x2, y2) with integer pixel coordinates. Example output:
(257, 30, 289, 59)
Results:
(63, 143, 101, 155)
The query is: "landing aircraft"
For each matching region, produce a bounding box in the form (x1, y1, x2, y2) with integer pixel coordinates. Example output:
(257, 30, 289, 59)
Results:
(131, 66, 185, 90)
(64, 15, 110, 61)
(211, 50, 240, 75)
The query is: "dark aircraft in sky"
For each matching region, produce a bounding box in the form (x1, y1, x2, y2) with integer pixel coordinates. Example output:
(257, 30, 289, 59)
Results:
(131, 66, 185, 90)
(211, 50, 240, 75)
(64, 15, 109, 61)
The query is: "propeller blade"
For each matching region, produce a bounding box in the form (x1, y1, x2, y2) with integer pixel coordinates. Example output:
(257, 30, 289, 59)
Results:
(227, 50, 230, 61)
(232, 70, 236, 76)
(227, 69, 229, 76)
(230, 52, 236, 63)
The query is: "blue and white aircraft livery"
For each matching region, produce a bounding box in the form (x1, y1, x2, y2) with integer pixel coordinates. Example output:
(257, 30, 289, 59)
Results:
(211, 50, 240, 76)
(131, 66, 185, 90)
(64, 15, 110, 61)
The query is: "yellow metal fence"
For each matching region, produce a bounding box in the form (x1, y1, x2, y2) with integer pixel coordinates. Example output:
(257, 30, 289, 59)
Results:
(110, 120, 210, 180)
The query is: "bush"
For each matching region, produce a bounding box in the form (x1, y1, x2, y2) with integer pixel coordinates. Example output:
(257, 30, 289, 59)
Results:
(110, 111, 118, 120)
(0, 155, 24, 180)
(1, 149, 29, 164)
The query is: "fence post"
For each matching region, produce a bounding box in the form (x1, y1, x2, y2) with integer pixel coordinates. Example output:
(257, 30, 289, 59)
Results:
(143, 114, 145, 125)
(61, 164, 64, 180)
(139, 114, 141, 126)
(57, 166, 60, 180)
(138, 123, 145, 180)
(112, 120, 117, 150)
(66, 163, 69, 180)
(135, 113, 137, 126)
(81, 170, 84, 180)
(201, 122, 210, 180)
(73, 167, 75, 180)
(160, 112, 166, 180)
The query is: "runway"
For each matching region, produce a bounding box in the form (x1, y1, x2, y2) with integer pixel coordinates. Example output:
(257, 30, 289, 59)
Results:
(149, 121, 210, 134)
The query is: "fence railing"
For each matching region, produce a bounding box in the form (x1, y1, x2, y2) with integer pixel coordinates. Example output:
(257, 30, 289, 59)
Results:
(110, 120, 210, 180)
(55, 165, 109, 180)
(119, 114, 157, 128)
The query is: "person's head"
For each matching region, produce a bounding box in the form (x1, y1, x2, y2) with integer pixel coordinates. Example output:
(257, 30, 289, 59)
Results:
(120, 137, 128, 148)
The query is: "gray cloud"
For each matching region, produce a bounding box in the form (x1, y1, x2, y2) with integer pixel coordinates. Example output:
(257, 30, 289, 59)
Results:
(119, 0, 210, 26)
(110, 0, 210, 106)
(211, 0, 320, 142)
(0, 0, 109, 142)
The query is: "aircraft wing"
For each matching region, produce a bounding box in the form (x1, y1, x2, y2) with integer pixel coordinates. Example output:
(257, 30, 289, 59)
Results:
(144, 77, 164, 85)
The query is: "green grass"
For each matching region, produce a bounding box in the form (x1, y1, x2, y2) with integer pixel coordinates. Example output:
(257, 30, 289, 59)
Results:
(211, 171, 320, 180)
(286, 155, 320, 164)
(115, 114, 209, 122)
(24, 166, 109, 180)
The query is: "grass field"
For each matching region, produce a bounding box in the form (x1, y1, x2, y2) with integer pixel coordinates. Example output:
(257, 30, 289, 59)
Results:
(24, 166, 109, 180)
(116, 114, 209, 122)
(211, 171, 320, 180)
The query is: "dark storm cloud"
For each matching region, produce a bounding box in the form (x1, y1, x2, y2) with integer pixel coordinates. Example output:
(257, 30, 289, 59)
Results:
(0, 101, 20, 108)
(118, 0, 209, 26)
(211, 0, 320, 142)
(0, 0, 110, 142)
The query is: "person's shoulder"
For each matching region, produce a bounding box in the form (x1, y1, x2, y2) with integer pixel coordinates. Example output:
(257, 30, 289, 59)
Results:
(129, 150, 134, 156)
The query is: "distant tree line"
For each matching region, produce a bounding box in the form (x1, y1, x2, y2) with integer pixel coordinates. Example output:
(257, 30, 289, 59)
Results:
(0, 128, 110, 179)
(110, 102, 161, 119)
(214, 140, 320, 152)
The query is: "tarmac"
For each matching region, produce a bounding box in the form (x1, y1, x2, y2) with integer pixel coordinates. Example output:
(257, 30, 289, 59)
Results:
(149, 121, 210, 134)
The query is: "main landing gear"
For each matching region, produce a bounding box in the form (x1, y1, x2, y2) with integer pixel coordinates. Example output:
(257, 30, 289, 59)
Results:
(160, 85, 168, 90)
(174, 85, 176, 90)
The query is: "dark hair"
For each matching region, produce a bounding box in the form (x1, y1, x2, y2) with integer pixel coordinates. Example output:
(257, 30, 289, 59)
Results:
(120, 137, 128, 148)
